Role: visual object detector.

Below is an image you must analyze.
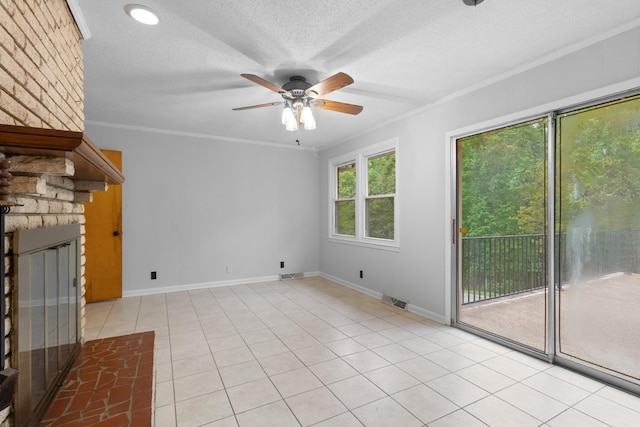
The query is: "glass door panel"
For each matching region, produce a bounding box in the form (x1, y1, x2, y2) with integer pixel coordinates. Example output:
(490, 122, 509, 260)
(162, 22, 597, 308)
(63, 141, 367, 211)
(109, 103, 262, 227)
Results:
(28, 251, 46, 411)
(58, 244, 70, 365)
(69, 240, 78, 348)
(45, 249, 58, 388)
(557, 95, 640, 384)
(457, 118, 548, 352)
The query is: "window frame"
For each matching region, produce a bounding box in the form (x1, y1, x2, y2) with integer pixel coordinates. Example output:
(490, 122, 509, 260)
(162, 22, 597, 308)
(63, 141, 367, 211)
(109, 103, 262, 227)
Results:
(328, 138, 399, 251)
(334, 161, 357, 237)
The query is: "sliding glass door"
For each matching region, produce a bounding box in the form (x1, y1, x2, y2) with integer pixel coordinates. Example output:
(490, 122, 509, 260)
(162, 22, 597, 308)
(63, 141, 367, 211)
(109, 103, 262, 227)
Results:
(456, 118, 549, 352)
(556, 95, 640, 385)
(454, 93, 640, 391)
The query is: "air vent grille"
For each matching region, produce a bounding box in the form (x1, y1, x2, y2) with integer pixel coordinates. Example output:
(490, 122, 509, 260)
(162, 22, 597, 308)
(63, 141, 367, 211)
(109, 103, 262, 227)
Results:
(280, 272, 304, 280)
(381, 294, 408, 310)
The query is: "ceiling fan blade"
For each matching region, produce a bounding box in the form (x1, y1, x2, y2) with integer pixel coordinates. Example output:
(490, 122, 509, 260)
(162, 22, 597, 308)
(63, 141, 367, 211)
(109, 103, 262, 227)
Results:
(306, 72, 354, 97)
(232, 101, 282, 111)
(313, 99, 363, 115)
(241, 74, 289, 95)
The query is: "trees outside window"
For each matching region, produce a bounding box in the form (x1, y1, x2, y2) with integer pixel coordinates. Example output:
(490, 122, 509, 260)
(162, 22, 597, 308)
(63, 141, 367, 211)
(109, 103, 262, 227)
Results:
(336, 162, 356, 236)
(330, 139, 398, 249)
(366, 152, 395, 239)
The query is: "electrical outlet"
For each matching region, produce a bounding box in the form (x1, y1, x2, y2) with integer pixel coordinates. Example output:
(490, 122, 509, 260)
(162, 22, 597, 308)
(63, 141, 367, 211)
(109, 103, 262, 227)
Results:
(280, 261, 285, 269)
(359, 270, 363, 279)
(151, 271, 157, 280)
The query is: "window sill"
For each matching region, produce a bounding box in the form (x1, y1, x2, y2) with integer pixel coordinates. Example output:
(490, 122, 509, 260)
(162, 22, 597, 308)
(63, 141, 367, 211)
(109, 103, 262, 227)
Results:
(328, 236, 400, 252)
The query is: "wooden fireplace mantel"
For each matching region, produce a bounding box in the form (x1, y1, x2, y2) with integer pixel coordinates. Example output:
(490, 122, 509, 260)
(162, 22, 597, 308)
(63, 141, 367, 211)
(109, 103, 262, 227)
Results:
(0, 124, 124, 185)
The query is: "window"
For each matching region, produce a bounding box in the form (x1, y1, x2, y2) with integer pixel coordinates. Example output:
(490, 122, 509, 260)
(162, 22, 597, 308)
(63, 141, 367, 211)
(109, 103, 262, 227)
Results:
(329, 139, 398, 249)
(366, 151, 395, 239)
(335, 162, 356, 236)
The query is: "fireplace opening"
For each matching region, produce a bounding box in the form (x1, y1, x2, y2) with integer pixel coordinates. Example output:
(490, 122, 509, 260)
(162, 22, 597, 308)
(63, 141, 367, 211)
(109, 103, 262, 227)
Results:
(13, 224, 82, 427)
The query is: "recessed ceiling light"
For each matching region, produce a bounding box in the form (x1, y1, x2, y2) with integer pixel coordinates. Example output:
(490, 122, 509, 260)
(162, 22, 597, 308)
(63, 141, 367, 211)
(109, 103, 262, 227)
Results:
(125, 4, 159, 25)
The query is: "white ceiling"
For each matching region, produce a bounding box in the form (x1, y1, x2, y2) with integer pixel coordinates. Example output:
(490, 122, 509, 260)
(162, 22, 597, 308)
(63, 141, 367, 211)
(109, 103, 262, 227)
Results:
(78, 0, 640, 149)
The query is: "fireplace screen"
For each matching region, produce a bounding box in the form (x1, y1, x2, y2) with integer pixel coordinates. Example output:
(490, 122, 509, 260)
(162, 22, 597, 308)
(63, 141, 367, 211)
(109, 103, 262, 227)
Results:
(14, 224, 81, 427)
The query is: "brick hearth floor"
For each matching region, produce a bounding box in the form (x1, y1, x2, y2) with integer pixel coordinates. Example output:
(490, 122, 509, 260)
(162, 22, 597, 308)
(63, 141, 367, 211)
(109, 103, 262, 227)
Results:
(39, 331, 154, 426)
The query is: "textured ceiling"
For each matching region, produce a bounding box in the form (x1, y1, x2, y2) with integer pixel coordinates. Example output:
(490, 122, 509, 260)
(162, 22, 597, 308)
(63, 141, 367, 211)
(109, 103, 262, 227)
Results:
(78, 0, 640, 149)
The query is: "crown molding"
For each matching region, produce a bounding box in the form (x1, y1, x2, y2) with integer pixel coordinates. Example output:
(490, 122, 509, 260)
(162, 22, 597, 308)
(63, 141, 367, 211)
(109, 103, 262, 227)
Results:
(66, 0, 91, 40)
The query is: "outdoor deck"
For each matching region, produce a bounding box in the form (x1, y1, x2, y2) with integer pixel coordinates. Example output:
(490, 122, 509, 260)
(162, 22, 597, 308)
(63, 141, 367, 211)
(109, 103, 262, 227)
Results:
(460, 273, 640, 384)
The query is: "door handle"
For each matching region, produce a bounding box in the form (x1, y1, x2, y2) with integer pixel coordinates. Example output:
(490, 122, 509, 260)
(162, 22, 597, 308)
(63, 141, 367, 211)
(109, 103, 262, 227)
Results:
(113, 231, 120, 236)
(452, 219, 456, 244)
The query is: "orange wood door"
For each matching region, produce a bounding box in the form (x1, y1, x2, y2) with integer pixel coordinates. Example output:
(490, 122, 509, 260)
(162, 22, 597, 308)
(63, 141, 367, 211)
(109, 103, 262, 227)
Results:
(84, 150, 123, 302)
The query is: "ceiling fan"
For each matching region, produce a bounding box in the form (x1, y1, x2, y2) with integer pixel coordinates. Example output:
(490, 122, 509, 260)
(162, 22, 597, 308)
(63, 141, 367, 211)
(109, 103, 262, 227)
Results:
(233, 72, 363, 131)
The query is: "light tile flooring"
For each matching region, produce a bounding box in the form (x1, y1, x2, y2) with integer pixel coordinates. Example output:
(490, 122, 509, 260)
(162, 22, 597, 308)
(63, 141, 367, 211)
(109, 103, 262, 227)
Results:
(85, 277, 640, 427)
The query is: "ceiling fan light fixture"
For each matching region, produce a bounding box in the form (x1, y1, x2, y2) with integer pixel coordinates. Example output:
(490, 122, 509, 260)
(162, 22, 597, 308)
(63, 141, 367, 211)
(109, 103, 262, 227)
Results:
(282, 102, 291, 125)
(301, 104, 316, 130)
(235, 72, 363, 132)
(282, 104, 296, 129)
(463, 0, 484, 5)
(303, 118, 316, 131)
(285, 118, 298, 132)
(125, 4, 159, 25)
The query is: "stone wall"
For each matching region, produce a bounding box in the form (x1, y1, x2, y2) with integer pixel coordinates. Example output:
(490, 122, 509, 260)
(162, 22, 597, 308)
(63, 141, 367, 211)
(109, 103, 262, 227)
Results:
(0, 1, 85, 425)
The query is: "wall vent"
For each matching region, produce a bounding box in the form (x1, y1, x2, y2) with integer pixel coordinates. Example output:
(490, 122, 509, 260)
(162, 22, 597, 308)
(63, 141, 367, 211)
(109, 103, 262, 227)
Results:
(280, 272, 304, 280)
(381, 294, 408, 310)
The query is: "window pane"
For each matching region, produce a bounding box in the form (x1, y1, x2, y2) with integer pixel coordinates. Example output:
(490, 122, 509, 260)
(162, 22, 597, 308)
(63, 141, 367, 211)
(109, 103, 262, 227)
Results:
(366, 197, 394, 239)
(335, 200, 355, 235)
(368, 152, 395, 196)
(458, 118, 548, 352)
(557, 94, 640, 382)
(337, 163, 356, 199)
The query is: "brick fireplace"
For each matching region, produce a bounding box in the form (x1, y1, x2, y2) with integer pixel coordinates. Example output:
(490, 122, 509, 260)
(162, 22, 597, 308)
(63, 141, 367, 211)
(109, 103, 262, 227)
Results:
(0, 1, 123, 425)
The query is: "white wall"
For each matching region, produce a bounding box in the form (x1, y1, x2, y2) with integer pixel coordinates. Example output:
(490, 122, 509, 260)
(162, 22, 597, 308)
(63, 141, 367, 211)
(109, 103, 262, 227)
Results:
(319, 25, 640, 323)
(84, 125, 320, 296)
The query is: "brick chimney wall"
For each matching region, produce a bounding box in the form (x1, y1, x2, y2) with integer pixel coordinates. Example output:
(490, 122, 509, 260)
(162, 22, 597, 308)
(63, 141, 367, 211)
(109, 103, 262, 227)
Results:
(1, 1, 86, 425)
(0, 0, 84, 130)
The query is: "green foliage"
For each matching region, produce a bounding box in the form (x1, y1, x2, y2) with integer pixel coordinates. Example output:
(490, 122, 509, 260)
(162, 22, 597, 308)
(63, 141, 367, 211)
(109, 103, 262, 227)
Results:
(367, 197, 394, 239)
(461, 119, 547, 237)
(558, 97, 640, 231)
(460, 96, 640, 302)
(336, 163, 356, 236)
(335, 152, 396, 239)
(337, 163, 356, 199)
(336, 200, 355, 235)
(368, 152, 396, 195)
(461, 96, 640, 239)
(367, 152, 395, 239)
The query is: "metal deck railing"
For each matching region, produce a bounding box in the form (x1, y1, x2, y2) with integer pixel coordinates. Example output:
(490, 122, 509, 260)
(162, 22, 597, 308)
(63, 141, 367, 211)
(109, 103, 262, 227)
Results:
(461, 230, 640, 304)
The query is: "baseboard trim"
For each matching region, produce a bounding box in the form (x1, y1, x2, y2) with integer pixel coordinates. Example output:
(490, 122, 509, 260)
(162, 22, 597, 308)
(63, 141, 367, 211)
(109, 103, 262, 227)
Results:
(319, 272, 445, 324)
(122, 275, 280, 297)
(122, 271, 324, 297)
(406, 303, 446, 325)
(318, 272, 383, 300)
(121, 271, 445, 324)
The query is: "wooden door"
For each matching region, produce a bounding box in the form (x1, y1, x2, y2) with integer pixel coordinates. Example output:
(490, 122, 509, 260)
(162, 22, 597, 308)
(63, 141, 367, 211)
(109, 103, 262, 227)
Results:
(84, 150, 123, 302)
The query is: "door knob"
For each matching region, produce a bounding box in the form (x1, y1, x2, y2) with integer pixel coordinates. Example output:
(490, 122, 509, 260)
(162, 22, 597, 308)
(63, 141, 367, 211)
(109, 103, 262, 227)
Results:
(113, 231, 120, 236)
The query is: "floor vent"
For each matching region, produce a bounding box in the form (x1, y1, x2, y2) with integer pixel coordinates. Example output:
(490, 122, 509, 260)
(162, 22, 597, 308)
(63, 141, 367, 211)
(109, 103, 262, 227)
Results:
(381, 294, 408, 310)
(280, 272, 304, 280)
